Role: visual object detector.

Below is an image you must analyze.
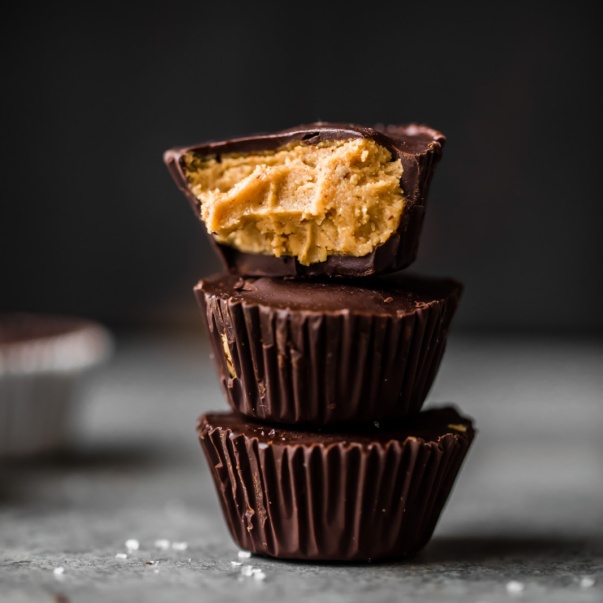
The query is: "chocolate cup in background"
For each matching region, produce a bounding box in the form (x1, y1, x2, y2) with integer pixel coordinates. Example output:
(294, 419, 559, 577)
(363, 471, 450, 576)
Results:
(0, 313, 113, 459)
(198, 405, 475, 562)
(195, 272, 463, 427)
(164, 121, 445, 278)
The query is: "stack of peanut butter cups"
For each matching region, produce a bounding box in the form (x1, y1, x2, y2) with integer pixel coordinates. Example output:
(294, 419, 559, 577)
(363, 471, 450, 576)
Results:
(164, 122, 476, 562)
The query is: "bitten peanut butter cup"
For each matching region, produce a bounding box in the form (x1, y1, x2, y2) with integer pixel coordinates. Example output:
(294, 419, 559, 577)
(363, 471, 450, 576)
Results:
(164, 122, 445, 278)
(198, 405, 475, 562)
(195, 272, 463, 427)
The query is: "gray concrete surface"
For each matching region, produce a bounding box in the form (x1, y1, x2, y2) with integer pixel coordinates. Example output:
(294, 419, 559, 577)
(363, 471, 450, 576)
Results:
(1, 331, 602, 603)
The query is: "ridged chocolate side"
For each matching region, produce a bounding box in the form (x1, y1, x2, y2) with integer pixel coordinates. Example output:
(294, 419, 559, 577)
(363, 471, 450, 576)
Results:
(164, 122, 445, 278)
(197, 407, 475, 562)
(195, 274, 462, 426)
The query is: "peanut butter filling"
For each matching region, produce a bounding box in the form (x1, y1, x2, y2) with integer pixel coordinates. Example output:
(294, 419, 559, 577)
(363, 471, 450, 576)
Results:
(183, 138, 405, 265)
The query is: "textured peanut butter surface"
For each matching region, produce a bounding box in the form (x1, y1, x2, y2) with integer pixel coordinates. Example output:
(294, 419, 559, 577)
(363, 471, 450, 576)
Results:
(183, 139, 404, 265)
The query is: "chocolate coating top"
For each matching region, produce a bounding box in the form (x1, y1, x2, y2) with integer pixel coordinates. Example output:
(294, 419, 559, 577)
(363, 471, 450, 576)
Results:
(196, 272, 463, 317)
(0, 313, 96, 345)
(167, 121, 445, 157)
(199, 405, 475, 447)
(0, 312, 113, 375)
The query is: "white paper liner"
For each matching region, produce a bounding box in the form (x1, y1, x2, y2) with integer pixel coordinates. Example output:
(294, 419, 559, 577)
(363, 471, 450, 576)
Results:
(0, 314, 113, 458)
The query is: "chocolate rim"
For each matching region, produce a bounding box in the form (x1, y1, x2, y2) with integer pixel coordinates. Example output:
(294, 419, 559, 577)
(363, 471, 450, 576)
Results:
(197, 406, 475, 562)
(195, 273, 463, 426)
(164, 122, 445, 277)
(0, 313, 113, 375)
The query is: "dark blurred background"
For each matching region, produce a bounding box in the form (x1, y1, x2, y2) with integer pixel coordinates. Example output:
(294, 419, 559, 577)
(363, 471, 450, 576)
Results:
(2, 1, 601, 336)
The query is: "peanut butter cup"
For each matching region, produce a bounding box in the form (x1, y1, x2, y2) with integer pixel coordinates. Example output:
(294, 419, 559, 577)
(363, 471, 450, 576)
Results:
(195, 272, 462, 426)
(198, 405, 475, 561)
(164, 122, 445, 277)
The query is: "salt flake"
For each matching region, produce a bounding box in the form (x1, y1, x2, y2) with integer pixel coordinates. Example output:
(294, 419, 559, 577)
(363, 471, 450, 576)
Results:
(506, 581, 524, 595)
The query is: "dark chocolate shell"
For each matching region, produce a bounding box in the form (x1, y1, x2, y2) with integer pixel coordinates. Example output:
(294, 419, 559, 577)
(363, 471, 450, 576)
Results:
(195, 273, 463, 427)
(198, 406, 475, 562)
